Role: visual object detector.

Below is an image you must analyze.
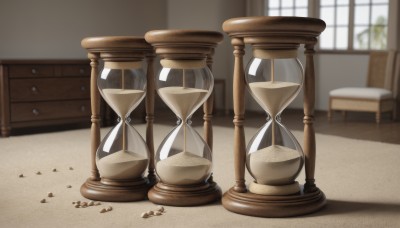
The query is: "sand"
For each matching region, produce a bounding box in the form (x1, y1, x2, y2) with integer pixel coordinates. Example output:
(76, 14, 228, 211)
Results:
(156, 152, 211, 185)
(97, 150, 148, 180)
(158, 87, 208, 120)
(249, 81, 300, 117)
(249, 145, 302, 185)
(102, 89, 145, 117)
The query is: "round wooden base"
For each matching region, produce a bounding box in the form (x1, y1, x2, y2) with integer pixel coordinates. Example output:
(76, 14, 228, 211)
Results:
(222, 186, 326, 217)
(80, 177, 154, 202)
(148, 181, 221, 206)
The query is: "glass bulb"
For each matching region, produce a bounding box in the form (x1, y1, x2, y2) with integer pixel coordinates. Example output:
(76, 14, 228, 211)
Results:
(155, 59, 214, 185)
(96, 61, 149, 181)
(245, 50, 304, 194)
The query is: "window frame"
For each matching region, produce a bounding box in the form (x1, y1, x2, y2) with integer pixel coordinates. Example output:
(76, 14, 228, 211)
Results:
(263, 0, 393, 54)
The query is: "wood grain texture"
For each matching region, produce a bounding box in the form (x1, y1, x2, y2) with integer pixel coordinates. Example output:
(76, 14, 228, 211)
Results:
(0, 60, 92, 137)
(222, 16, 326, 217)
(81, 36, 153, 202)
(145, 29, 223, 206)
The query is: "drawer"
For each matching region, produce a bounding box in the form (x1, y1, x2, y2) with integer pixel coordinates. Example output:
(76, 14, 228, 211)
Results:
(11, 100, 90, 122)
(9, 65, 55, 78)
(10, 77, 90, 101)
(61, 65, 90, 76)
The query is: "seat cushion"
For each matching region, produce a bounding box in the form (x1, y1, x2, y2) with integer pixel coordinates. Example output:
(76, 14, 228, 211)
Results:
(329, 87, 393, 100)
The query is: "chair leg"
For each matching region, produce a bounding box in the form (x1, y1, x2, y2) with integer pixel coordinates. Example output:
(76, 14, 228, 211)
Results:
(342, 111, 347, 120)
(327, 109, 332, 121)
(376, 112, 381, 124)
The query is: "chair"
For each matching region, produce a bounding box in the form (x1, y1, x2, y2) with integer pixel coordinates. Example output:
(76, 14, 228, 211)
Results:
(328, 51, 399, 123)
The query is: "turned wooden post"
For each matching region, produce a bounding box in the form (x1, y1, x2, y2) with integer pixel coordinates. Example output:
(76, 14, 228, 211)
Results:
(146, 53, 156, 183)
(303, 41, 317, 193)
(88, 52, 101, 181)
(232, 37, 247, 193)
(204, 49, 215, 151)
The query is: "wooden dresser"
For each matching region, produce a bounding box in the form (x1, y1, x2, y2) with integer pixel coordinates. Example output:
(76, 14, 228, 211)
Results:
(0, 60, 95, 137)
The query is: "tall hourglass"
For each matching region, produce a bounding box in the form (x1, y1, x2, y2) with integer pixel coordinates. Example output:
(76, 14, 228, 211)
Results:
(222, 16, 326, 217)
(246, 50, 304, 195)
(80, 36, 155, 202)
(145, 30, 223, 206)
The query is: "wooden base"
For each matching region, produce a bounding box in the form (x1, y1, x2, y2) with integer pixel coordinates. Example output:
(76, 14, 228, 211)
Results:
(222, 186, 326, 217)
(148, 180, 221, 206)
(80, 177, 155, 202)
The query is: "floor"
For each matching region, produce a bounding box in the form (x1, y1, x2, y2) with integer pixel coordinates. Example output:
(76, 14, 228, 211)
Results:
(178, 108, 400, 145)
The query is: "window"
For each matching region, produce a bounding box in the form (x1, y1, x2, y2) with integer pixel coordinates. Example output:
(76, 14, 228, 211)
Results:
(266, 0, 308, 17)
(265, 0, 390, 51)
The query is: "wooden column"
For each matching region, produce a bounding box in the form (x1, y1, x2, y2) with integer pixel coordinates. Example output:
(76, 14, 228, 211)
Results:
(303, 42, 317, 193)
(88, 52, 101, 181)
(146, 53, 156, 183)
(204, 50, 215, 182)
(204, 50, 214, 151)
(232, 37, 247, 193)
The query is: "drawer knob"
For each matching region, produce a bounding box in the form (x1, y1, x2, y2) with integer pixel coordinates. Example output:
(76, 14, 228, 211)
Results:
(32, 109, 40, 116)
(80, 105, 86, 112)
(79, 69, 85, 74)
(31, 69, 37, 74)
(31, 86, 38, 93)
(80, 85, 86, 91)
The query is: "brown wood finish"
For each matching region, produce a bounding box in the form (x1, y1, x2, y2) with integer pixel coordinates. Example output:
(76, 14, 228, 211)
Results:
(145, 30, 223, 206)
(80, 36, 155, 202)
(145, 53, 157, 184)
(222, 16, 326, 217)
(0, 60, 94, 137)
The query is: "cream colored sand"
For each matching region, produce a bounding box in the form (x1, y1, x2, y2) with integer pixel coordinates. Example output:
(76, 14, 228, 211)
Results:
(102, 89, 145, 117)
(156, 152, 211, 185)
(97, 150, 148, 180)
(158, 87, 208, 120)
(249, 81, 300, 117)
(249, 145, 301, 185)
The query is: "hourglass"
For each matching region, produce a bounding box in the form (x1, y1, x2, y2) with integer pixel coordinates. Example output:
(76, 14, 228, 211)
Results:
(145, 30, 223, 206)
(222, 17, 326, 217)
(80, 36, 155, 201)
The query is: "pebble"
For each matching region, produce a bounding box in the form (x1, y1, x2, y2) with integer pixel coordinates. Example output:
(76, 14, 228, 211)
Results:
(69, 167, 74, 170)
(154, 211, 162, 216)
(100, 208, 107, 213)
(106, 206, 112, 212)
(47, 192, 54, 197)
(95, 202, 101, 206)
(66, 185, 72, 188)
(19, 174, 24, 178)
(40, 199, 46, 203)
(36, 171, 42, 175)
(81, 202, 88, 207)
(141, 212, 149, 218)
(76, 201, 81, 205)
(52, 168, 57, 172)
(147, 210, 154, 215)
(75, 205, 80, 208)
(88, 201, 94, 206)
(157, 206, 165, 212)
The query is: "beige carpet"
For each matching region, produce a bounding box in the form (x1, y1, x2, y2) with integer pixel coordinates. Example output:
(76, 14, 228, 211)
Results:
(1, 124, 399, 228)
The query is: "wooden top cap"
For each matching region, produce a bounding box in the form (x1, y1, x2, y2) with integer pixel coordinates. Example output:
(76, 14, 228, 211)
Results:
(144, 30, 223, 59)
(223, 16, 325, 36)
(81, 36, 151, 51)
(145, 30, 223, 45)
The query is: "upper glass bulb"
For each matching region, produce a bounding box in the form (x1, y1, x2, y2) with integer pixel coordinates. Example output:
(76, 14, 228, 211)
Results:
(156, 60, 214, 121)
(98, 61, 147, 118)
(245, 50, 303, 118)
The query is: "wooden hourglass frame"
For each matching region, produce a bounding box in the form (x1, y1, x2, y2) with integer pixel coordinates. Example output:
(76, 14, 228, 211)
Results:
(80, 36, 156, 201)
(222, 17, 326, 217)
(145, 30, 223, 206)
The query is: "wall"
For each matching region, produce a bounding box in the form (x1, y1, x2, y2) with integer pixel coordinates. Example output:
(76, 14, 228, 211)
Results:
(0, 0, 167, 59)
